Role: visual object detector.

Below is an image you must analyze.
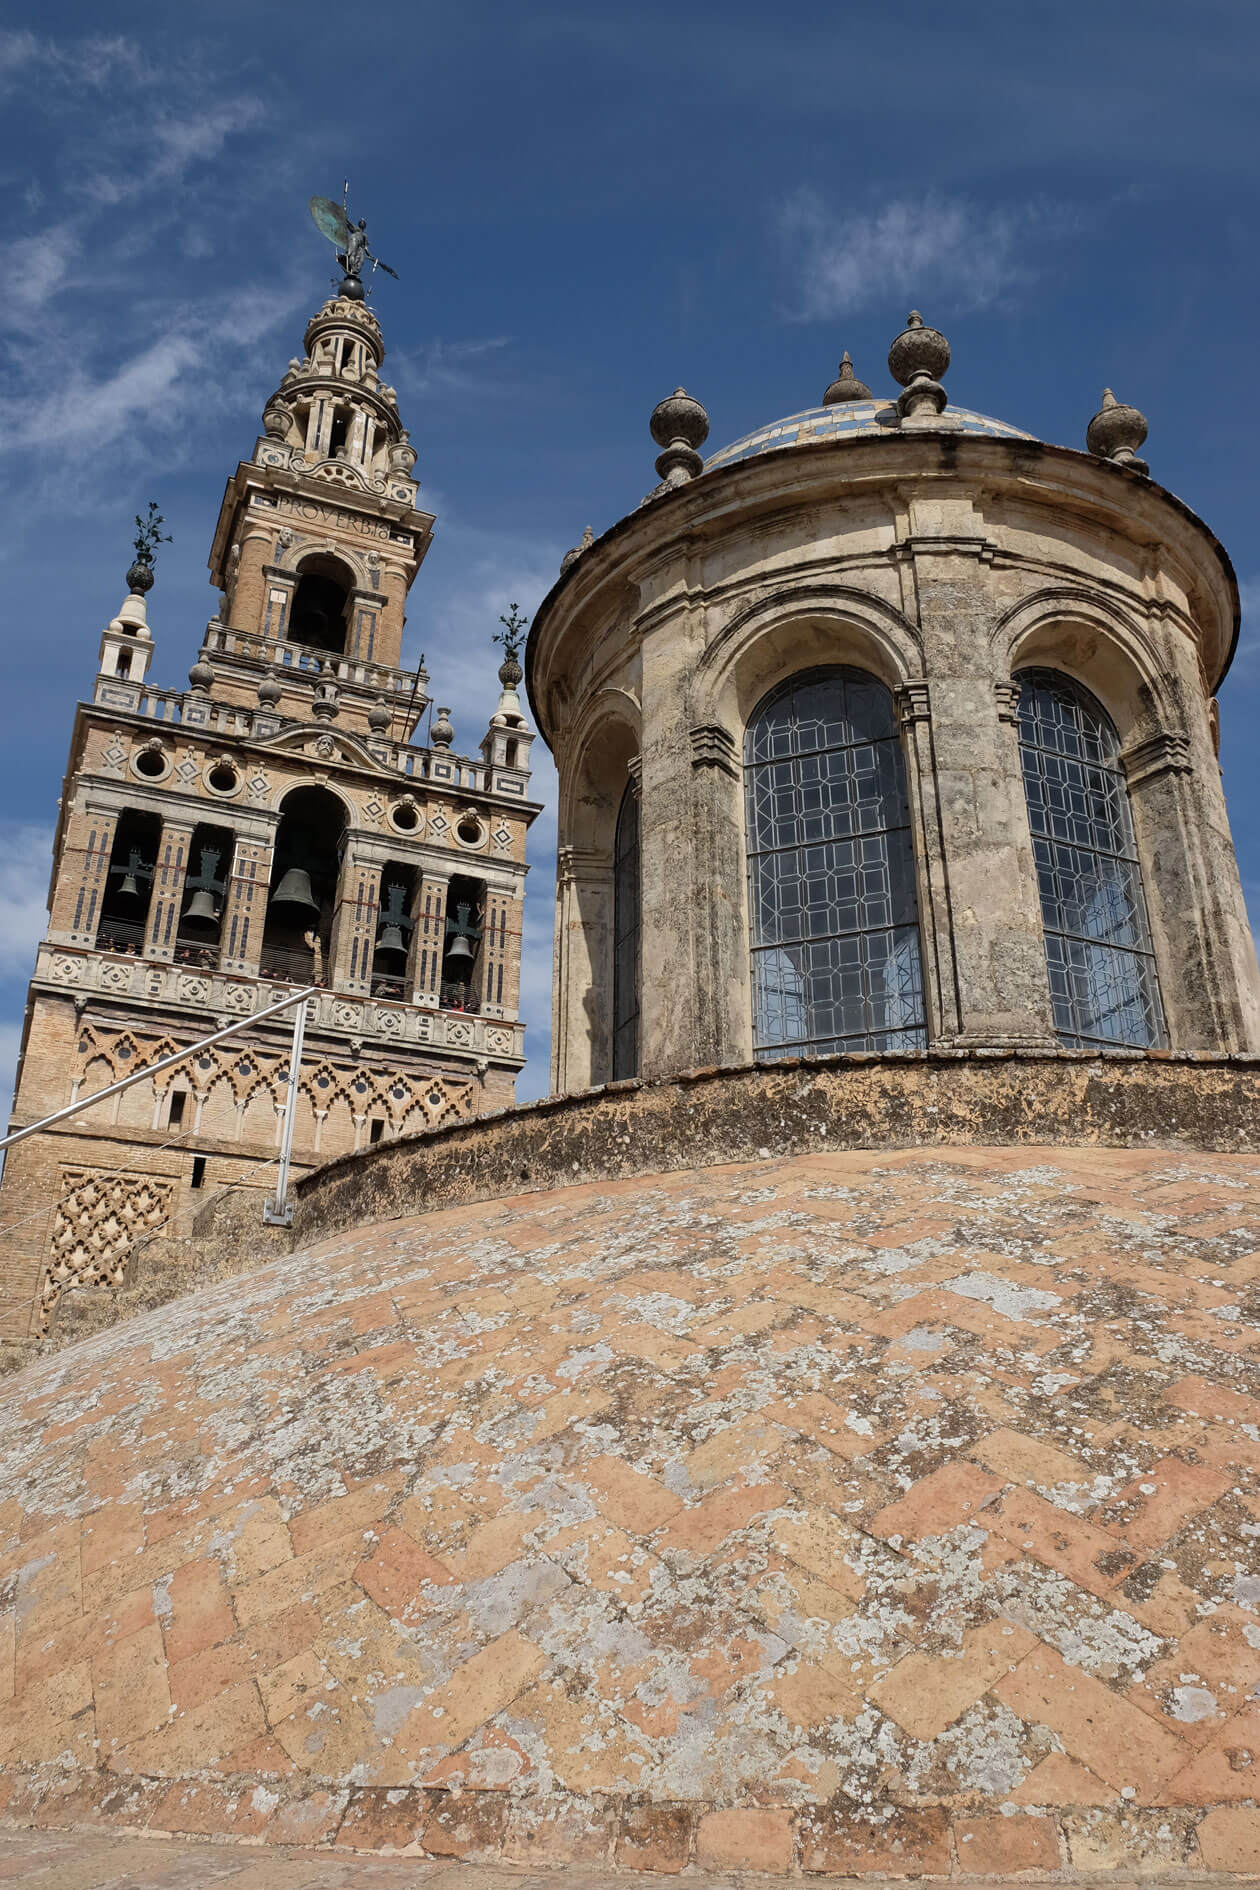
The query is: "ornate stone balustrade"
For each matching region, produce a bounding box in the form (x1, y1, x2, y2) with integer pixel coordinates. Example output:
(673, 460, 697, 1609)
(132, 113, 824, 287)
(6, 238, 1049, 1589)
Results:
(88, 676, 529, 797)
(33, 943, 525, 1063)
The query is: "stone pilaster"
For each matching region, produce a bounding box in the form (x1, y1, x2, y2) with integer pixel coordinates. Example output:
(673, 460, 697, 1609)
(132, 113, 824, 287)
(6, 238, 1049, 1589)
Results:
(687, 724, 747, 1068)
(911, 543, 1056, 1046)
(143, 822, 195, 962)
(410, 873, 448, 1008)
(219, 829, 276, 977)
(474, 888, 518, 1019)
(55, 806, 118, 948)
(328, 845, 381, 995)
(553, 847, 608, 1091)
(895, 683, 962, 1045)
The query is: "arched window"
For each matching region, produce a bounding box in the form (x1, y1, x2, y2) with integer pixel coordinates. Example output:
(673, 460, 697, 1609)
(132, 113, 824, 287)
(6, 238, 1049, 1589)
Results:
(744, 667, 925, 1058)
(612, 782, 641, 1078)
(1016, 669, 1165, 1048)
(289, 556, 351, 655)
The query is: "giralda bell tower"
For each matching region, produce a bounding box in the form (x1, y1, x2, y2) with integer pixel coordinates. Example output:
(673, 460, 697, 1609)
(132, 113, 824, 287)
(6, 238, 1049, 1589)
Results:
(0, 239, 540, 1350)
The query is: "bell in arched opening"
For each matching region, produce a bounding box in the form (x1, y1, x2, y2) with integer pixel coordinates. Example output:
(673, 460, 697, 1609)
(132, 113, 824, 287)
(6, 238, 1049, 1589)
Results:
(180, 843, 226, 937)
(374, 880, 413, 972)
(269, 867, 319, 919)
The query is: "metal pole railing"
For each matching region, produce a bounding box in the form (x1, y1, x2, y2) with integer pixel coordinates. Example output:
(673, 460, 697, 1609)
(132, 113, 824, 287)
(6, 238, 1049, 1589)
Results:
(263, 995, 309, 1226)
(0, 987, 318, 1225)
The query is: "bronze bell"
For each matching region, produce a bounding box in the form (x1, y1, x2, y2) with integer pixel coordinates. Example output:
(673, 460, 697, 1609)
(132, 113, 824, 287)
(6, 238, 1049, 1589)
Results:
(445, 932, 475, 965)
(182, 888, 221, 932)
(376, 923, 407, 957)
(270, 866, 318, 915)
(117, 870, 141, 902)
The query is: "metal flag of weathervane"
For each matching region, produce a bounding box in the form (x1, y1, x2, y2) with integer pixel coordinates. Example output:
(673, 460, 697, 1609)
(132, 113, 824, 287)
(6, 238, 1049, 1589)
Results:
(309, 183, 398, 299)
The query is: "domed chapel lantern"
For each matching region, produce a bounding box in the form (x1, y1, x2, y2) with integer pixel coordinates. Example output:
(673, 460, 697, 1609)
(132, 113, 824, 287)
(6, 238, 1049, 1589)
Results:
(528, 310, 1260, 1093)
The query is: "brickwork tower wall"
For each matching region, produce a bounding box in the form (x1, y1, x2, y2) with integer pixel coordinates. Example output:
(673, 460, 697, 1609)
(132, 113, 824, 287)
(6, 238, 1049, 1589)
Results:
(0, 289, 540, 1344)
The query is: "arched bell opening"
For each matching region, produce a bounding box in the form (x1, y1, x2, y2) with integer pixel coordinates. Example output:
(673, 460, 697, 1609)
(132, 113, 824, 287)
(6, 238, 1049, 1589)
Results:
(371, 862, 418, 1000)
(260, 786, 347, 983)
(175, 824, 234, 967)
(441, 873, 485, 1013)
(96, 811, 161, 954)
(288, 554, 353, 657)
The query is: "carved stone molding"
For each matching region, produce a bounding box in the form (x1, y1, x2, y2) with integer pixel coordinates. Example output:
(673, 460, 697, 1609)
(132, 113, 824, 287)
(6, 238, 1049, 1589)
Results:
(626, 754, 643, 798)
(556, 845, 605, 886)
(1122, 731, 1193, 788)
(994, 681, 1022, 725)
(895, 682, 932, 729)
(689, 724, 739, 778)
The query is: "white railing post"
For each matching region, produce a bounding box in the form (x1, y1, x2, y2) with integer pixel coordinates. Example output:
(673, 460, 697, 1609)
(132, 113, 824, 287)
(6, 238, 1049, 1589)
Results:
(264, 993, 309, 1226)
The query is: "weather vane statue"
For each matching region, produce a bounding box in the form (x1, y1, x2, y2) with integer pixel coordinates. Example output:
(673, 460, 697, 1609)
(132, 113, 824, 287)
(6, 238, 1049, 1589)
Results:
(308, 183, 398, 303)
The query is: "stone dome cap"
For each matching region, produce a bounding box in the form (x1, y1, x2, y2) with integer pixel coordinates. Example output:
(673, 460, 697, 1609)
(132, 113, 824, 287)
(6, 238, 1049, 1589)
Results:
(705, 399, 1033, 473)
(823, 351, 872, 405)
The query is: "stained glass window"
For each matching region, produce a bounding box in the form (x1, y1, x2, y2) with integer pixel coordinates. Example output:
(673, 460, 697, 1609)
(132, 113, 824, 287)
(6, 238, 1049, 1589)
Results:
(744, 668, 926, 1058)
(612, 782, 641, 1078)
(1016, 669, 1165, 1049)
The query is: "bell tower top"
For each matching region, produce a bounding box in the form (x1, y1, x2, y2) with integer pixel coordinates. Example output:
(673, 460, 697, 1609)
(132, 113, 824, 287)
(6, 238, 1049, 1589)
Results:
(205, 279, 431, 728)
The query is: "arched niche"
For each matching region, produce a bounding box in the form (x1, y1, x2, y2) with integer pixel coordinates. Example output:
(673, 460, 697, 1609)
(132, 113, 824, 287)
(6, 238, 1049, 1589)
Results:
(561, 693, 642, 861)
(554, 696, 642, 1092)
(998, 595, 1173, 750)
(700, 595, 920, 742)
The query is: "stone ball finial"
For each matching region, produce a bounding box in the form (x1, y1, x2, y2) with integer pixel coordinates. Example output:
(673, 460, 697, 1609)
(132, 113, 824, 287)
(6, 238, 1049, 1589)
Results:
(262, 402, 290, 440)
(823, 351, 873, 405)
(368, 698, 391, 733)
(650, 387, 710, 488)
(888, 311, 950, 419)
(561, 524, 595, 573)
(431, 705, 454, 750)
(188, 658, 215, 694)
(257, 672, 282, 708)
(1086, 388, 1149, 474)
(389, 429, 417, 476)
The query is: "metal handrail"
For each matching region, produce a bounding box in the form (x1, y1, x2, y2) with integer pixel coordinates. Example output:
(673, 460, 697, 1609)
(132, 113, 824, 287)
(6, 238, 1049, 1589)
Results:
(0, 985, 317, 1224)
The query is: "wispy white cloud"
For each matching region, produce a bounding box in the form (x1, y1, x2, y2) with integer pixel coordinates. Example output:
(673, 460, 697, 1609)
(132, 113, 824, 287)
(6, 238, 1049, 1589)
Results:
(391, 337, 513, 401)
(0, 279, 306, 460)
(0, 825, 52, 977)
(0, 30, 147, 90)
(780, 189, 1074, 320)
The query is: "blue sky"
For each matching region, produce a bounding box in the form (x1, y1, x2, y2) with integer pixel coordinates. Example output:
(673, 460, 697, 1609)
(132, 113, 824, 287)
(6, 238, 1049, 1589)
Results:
(0, 2, 1257, 1106)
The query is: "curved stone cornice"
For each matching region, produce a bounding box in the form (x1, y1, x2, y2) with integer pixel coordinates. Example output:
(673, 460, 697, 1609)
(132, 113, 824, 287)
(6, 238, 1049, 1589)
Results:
(526, 433, 1240, 747)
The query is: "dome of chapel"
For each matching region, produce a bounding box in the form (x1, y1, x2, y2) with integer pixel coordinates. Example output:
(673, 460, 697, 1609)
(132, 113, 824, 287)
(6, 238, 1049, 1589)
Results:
(704, 398, 1035, 474)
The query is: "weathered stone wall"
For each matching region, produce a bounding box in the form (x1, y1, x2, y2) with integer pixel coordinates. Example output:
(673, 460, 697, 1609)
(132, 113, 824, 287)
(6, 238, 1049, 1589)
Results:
(294, 1047, 1260, 1245)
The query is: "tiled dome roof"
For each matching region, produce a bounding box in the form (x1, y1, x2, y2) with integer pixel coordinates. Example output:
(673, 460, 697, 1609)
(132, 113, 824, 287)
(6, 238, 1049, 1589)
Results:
(0, 1141, 1256, 1873)
(704, 399, 1034, 473)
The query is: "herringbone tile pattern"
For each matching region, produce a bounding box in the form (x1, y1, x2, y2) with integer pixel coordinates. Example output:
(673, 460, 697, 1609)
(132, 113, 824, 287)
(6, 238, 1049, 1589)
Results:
(1, 1146, 1259, 1877)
